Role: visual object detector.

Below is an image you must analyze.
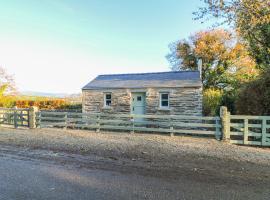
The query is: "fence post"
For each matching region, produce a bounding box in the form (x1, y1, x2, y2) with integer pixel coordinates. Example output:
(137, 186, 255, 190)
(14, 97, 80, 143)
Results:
(220, 106, 230, 141)
(29, 106, 39, 129)
(130, 115, 134, 134)
(96, 114, 100, 133)
(262, 118, 267, 146)
(170, 117, 174, 137)
(14, 107, 18, 129)
(243, 118, 249, 145)
(64, 112, 68, 130)
(215, 117, 221, 140)
(38, 111, 42, 128)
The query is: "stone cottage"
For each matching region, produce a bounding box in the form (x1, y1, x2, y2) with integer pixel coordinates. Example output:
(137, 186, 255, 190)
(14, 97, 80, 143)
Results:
(82, 71, 202, 116)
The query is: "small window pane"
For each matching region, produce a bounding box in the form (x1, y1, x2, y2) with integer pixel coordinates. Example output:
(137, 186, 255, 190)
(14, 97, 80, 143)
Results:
(161, 101, 168, 107)
(106, 94, 111, 100)
(105, 93, 112, 107)
(161, 93, 168, 100)
(106, 100, 111, 106)
(137, 96, 142, 101)
(160, 93, 169, 108)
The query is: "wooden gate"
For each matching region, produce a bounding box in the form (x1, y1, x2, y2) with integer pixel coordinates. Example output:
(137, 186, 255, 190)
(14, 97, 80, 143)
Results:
(0, 108, 30, 128)
(229, 115, 270, 146)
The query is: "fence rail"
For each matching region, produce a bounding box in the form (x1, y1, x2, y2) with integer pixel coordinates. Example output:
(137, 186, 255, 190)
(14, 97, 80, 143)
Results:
(229, 116, 270, 146)
(36, 111, 222, 138)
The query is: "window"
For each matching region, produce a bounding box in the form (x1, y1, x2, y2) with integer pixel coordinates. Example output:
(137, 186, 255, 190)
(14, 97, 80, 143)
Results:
(137, 96, 142, 101)
(160, 93, 169, 108)
(104, 93, 112, 107)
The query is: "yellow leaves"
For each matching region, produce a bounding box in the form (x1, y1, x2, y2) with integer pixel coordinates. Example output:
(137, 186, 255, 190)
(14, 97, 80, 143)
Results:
(236, 0, 270, 34)
(0, 96, 77, 109)
(203, 88, 223, 116)
(191, 29, 258, 85)
(229, 42, 258, 81)
(193, 29, 231, 61)
(196, 0, 270, 68)
(168, 28, 259, 88)
(239, 0, 270, 27)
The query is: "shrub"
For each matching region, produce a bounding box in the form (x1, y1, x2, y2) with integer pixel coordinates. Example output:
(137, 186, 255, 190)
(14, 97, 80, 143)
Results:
(220, 90, 237, 115)
(59, 103, 82, 111)
(16, 99, 67, 110)
(0, 95, 81, 111)
(0, 96, 16, 108)
(203, 88, 223, 116)
(236, 69, 270, 115)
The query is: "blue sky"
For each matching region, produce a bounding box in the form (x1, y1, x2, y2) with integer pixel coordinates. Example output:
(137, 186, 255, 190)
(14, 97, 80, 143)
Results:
(0, 0, 212, 93)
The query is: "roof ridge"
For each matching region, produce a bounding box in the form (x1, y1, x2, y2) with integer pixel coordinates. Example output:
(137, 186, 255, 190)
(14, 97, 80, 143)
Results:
(82, 70, 201, 90)
(98, 70, 199, 77)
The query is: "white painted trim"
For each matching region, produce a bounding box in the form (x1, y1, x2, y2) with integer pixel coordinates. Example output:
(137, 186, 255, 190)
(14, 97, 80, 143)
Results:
(159, 92, 170, 109)
(103, 92, 112, 108)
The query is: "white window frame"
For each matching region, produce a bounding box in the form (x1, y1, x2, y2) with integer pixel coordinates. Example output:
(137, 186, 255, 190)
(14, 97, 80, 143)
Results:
(159, 92, 170, 109)
(104, 92, 112, 107)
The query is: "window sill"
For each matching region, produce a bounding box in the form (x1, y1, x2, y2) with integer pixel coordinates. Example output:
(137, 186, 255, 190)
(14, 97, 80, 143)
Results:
(158, 107, 171, 111)
(102, 106, 112, 110)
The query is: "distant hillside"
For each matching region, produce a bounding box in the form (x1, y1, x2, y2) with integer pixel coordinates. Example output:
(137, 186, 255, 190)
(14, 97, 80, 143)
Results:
(20, 91, 81, 98)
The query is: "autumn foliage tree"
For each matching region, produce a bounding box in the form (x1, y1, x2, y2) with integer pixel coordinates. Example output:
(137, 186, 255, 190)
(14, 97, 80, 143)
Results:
(192, 1, 270, 115)
(167, 29, 257, 90)
(167, 29, 258, 115)
(195, 0, 270, 69)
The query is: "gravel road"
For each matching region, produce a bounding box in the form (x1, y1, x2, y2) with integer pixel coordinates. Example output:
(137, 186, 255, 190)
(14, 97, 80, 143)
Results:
(0, 145, 270, 200)
(0, 127, 270, 199)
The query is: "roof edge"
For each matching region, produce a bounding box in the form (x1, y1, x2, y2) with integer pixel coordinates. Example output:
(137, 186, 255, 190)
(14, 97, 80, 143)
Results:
(82, 85, 202, 90)
(97, 70, 199, 77)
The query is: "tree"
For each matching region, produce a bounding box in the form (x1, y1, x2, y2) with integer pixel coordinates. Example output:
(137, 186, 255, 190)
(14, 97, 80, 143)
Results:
(166, 29, 258, 89)
(195, 0, 270, 69)
(0, 67, 16, 96)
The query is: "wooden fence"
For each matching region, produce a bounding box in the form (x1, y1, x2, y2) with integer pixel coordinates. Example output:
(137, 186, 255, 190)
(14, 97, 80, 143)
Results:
(0, 107, 30, 128)
(2, 106, 269, 147)
(36, 111, 222, 138)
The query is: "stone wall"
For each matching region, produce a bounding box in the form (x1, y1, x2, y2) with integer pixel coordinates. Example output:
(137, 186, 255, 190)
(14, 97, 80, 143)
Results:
(82, 87, 202, 116)
(82, 89, 131, 114)
(146, 87, 202, 116)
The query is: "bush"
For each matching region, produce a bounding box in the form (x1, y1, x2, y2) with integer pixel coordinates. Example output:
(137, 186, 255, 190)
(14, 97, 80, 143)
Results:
(203, 89, 223, 116)
(16, 99, 67, 109)
(0, 95, 82, 111)
(59, 103, 82, 111)
(236, 69, 270, 115)
(0, 96, 16, 108)
(220, 90, 237, 115)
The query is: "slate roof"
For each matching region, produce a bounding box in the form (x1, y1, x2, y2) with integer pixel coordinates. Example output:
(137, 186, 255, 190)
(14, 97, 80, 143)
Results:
(82, 71, 202, 90)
